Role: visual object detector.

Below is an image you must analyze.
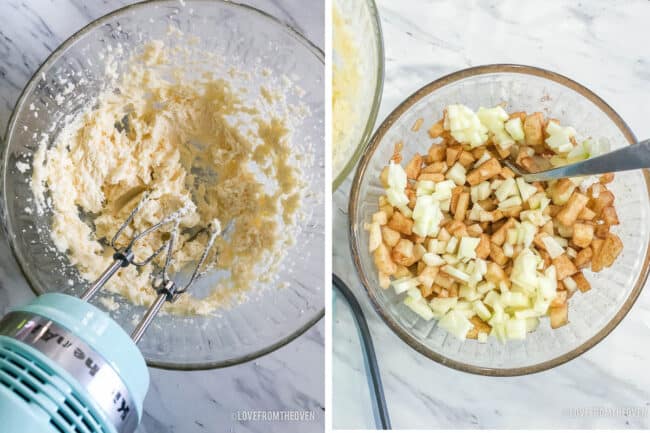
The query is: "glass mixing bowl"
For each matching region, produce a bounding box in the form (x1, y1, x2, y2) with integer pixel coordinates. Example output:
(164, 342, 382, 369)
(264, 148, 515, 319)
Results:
(349, 64, 650, 375)
(0, 0, 324, 369)
(332, 0, 384, 190)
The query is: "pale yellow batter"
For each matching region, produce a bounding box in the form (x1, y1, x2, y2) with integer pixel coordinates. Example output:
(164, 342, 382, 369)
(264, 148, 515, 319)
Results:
(32, 40, 304, 315)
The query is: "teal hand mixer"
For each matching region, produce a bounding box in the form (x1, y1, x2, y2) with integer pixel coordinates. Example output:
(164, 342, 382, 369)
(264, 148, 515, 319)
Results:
(0, 193, 222, 433)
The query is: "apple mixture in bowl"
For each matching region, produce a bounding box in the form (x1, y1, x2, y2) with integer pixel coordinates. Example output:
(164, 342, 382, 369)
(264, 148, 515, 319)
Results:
(365, 104, 623, 343)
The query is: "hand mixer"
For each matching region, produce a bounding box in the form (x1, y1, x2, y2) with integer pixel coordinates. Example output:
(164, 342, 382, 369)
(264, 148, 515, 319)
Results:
(0, 192, 222, 433)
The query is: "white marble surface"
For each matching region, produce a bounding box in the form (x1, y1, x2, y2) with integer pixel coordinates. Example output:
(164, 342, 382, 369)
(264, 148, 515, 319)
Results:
(0, 1, 323, 432)
(333, 0, 650, 429)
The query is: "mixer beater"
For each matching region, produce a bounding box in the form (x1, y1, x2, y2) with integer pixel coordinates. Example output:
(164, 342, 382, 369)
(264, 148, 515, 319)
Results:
(0, 192, 223, 433)
(79, 192, 222, 342)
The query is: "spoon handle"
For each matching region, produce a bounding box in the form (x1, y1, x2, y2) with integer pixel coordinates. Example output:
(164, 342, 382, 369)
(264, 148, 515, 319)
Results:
(523, 138, 650, 182)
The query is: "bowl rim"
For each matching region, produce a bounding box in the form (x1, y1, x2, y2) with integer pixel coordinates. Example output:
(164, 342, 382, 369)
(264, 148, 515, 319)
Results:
(0, 0, 324, 371)
(348, 63, 650, 376)
(332, 0, 385, 191)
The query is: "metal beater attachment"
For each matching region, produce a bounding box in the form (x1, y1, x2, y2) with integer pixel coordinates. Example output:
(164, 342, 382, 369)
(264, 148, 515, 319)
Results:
(79, 191, 222, 343)
(130, 219, 222, 343)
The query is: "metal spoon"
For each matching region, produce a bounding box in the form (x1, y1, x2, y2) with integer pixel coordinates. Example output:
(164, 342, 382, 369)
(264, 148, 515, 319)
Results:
(503, 139, 650, 182)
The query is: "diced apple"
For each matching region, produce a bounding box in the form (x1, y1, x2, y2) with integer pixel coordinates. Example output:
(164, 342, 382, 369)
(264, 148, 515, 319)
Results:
(513, 308, 538, 319)
(444, 104, 489, 148)
(392, 277, 419, 294)
(498, 195, 523, 210)
(477, 106, 515, 149)
(506, 227, 519, 245)
(541, 235, 564, 259)
(447, 162, 467, 186)
(505, 318, 527, 340)
(500, 291, 530, 308)
(518, 221, 537, 248)
(510, 248, 538, 291)
(562, 276, 578, 293)
(407, 287, 422, 300)
(545, 121, 577, 154)
(537, 274, 557, 300)
(549, 304, 569, 329)
(505, 117, 525, 141)
(473, 151, 492, 168)
(524, 317, 539, 332)
(473, 300, 492, 321)
(416, 180, 436, 196)
(404, 296, 435, 320)
(483, 290, 501, 308)
(438, 309, 474, 340)
(477, 281, 495, 295)
(495, 178, 517, 202)
(422, 252, 445, 267)
(516, 177, 538, 202)
(387, 161, 407, 189)
(458, 236, 480, 260)
(445, 237, 459, 254)
(459, 285, 481, 302)
(429, 296, 458, 315)
(520, 209, 546, 226)
(442, 264, 470, 282)
(386, 188, 409, 207)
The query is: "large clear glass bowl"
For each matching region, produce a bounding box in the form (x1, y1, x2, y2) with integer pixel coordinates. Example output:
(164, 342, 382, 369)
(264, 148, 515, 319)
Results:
(332, 0, 384, 190)
(0, 0, 324, 369)
(349, 64, 650, 375)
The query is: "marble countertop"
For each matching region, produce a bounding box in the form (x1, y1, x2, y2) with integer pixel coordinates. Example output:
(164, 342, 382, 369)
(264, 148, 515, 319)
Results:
(333, 0, 650, 429)
(0, 1, 323, 432)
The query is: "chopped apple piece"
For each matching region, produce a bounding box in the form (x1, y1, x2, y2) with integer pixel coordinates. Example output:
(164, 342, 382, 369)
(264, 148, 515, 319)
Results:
(374, 243, 397, 275)
(545, 121, 577, 154)
(516, 177, 538, 202)
(549, 304, 569, 329)
(505, 116, 525, 141)
(523, 112, 545, 146)
(553, 254, 577, 280)
(387, 211, 414, 235)
(505, 318, 527, 340)
(477, 106, 515, 149)
(446, 162, 467, 186)
(442, 264, 470, 282)
(438, 309, 474, 340)
(443, 104, 489, 148)
(429, 297, 458, 315)
(381, 226, 401, 247)
(592, 233, 623, 272)
(541, 235, 565, 259)
(572, 223, 594, 248)
(573, 271, 591, 293)
(392, 277, 419, 294)
(458, 236, 481, 260)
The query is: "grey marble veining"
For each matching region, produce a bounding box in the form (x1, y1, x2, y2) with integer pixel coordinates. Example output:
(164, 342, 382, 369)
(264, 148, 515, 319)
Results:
(333, 0, 650, 429)
(0, 1, 323, 432)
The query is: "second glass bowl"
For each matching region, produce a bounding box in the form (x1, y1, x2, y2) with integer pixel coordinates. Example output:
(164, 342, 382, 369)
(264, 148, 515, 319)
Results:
(349, 64, 650, 375)
(332, 0, 384, 190)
